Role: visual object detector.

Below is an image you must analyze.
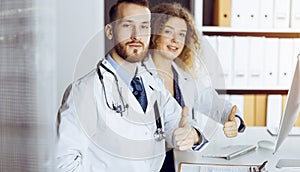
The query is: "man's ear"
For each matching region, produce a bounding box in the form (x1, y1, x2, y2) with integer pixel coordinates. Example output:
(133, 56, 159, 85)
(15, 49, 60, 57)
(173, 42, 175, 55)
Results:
(105, 24, 113, 40)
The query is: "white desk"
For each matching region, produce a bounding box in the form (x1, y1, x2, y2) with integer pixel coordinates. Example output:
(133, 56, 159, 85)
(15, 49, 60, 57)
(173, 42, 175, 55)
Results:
(174, 126, 300, 172)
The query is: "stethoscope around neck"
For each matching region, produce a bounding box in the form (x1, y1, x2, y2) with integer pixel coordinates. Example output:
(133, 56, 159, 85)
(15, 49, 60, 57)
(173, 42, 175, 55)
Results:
(96, 59, 166, 141)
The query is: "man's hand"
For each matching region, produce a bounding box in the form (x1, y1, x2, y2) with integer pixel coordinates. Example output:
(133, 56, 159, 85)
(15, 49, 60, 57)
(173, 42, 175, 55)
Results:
(173, 106, 200, 151)
(223, 105, 240, 138)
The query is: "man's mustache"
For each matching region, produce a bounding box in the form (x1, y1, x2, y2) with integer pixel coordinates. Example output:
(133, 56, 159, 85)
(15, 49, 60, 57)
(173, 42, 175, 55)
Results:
(125, 40, 144, 47)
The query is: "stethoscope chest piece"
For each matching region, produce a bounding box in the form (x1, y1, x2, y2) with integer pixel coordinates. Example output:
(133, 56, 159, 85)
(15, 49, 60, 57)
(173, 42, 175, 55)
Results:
(154, 128, 166, 141)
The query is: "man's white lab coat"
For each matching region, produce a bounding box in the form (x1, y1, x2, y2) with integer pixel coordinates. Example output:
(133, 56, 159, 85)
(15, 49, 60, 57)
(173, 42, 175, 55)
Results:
(56, 59, 184, 172)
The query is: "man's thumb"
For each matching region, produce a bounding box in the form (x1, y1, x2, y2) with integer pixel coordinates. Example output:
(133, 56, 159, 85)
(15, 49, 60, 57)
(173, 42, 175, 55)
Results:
(179, 106, 189, 127)
(228, 105, 237, 121)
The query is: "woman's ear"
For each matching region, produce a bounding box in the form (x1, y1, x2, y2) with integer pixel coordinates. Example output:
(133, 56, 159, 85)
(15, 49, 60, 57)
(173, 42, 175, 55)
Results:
(105, 24, 113, 40)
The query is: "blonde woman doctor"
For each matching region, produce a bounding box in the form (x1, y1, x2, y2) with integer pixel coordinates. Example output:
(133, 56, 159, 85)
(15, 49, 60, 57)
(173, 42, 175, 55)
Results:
(144, 3, 246, 172)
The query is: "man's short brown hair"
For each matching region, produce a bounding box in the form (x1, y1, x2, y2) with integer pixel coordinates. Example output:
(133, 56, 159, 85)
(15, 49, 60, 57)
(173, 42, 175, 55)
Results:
(109, 0, 149, 23)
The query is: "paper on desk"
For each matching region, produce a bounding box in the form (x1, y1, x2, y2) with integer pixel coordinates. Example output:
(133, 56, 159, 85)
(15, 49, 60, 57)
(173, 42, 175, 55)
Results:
(180, 165, 251, 172)
(178, 162, 266, 172)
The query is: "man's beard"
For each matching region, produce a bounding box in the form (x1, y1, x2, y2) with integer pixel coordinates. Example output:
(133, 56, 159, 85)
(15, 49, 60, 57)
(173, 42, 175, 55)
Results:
(114, 41, 148, 63)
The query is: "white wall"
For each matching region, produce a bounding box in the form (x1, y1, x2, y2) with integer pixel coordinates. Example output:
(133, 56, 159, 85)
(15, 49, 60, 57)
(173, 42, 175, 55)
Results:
(56, 0, 104, 108)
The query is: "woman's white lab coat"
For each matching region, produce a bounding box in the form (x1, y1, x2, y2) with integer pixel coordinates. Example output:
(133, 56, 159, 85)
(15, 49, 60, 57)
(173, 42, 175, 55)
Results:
(143, 58, 243, 138)
(56, 59, 184, 172)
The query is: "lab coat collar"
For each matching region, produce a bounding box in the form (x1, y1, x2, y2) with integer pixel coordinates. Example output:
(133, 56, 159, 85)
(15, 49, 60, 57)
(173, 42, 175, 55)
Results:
(101, 54, 161, 92)
(98, 56, 161, 114)
(106, 54, 134, 89)
(171, 61, 194, 81)
(141, 55, 193, 83)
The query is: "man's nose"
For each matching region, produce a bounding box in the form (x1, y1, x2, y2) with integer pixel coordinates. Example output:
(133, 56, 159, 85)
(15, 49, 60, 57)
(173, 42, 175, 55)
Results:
(130, 25, 141, 40)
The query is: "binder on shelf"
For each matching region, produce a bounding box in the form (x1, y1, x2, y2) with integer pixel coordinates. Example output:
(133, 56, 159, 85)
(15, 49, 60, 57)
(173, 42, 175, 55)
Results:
(266, 95, 282, 129)
(232, 37, 249, 88)
(223, 94, 231, 101)
(282, 94, 287, 113)
(246, 0, 260, 28)
(213, 0, 231, 26)
(243, 94, 256, 126)
(203, 35, 218, 53)
(231, 0, 247, 28)
(290, 0, 300, 28)
(295, 112, 300, 126)
(255, 94, 267, 126)
(278, 39, 294, 88)
(258, 0, 274, 28)
(217, 36, 233, 88)
(202, 0, 215, 26)
(273, 0, 291, 28)
(263, 38, 279, 87)
(293, 38, 300, 65)
(231, 0, 259, 28)
(202, 35, 220, 88)
(248, 37, 264, 87)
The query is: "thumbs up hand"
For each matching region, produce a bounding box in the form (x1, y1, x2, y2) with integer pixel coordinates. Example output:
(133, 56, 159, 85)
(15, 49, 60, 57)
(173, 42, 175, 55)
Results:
(223, 105, 240, 138)
(174, 106, 200, 151)
(179, 106, 189, 128)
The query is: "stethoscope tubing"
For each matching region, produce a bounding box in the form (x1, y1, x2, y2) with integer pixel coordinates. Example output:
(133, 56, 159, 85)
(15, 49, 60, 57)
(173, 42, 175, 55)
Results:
(96, 59, 165, 141)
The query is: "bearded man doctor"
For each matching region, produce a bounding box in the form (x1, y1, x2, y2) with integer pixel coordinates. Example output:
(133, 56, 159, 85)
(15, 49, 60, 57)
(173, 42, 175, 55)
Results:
(55, 0, 207, 171)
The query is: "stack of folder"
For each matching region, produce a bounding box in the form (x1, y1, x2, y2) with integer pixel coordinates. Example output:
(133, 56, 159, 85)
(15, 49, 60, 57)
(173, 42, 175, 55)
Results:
(203, 35, 300, 90)
(211, 0, 300, 28)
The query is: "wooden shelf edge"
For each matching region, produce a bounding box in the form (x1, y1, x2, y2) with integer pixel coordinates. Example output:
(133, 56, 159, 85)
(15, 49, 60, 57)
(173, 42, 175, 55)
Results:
(201, 26, 300, 34)
(216, 89, 288, 95)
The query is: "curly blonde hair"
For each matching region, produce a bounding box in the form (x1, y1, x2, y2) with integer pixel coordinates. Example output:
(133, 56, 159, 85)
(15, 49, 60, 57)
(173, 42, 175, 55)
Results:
(150, 2, 200, 75)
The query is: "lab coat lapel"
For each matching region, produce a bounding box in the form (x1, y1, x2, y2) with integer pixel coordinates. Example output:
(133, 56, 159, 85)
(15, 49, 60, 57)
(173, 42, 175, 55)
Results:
(117, 75, 146, 114)
(172, 62, 196, 118)
(118, 72, 160, 124)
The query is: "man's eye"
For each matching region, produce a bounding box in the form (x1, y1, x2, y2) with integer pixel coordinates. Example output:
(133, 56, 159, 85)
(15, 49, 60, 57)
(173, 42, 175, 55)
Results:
(122, 24, 130, 28)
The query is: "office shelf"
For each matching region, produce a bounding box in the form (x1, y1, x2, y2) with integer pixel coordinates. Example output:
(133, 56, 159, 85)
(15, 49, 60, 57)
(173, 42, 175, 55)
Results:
(216, 89, 288, 95)
(201, 26, 300, 34)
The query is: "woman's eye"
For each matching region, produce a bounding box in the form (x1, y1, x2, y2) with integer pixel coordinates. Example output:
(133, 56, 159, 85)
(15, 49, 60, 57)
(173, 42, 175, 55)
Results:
(164, 30, 172, 34)
(141, 25, 150, 29)
(179, 32, 186, 37)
